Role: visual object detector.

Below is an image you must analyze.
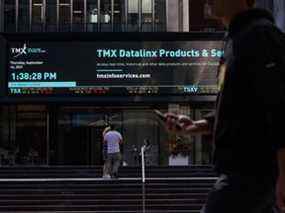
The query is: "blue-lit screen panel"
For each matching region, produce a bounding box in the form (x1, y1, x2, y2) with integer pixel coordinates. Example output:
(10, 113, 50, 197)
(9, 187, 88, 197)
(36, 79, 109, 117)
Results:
(7, 41, 223, 96)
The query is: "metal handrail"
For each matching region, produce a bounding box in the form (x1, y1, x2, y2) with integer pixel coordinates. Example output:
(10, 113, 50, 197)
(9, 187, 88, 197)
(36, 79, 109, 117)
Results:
(141, 145, 146, 183)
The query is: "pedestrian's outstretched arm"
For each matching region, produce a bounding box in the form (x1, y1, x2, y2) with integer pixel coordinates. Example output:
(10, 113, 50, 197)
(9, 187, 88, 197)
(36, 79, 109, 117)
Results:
(165, 111, 215, 136)
(186, 119, 212, 135)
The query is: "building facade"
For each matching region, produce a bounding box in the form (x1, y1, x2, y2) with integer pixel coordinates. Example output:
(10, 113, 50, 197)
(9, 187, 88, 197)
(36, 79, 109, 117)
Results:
(0, 0, 225, 168)
(0, 0, 226, 33)
(0, 0, 284, 33)
(0, 0, 283, 167)
(2, 0, 167, 32)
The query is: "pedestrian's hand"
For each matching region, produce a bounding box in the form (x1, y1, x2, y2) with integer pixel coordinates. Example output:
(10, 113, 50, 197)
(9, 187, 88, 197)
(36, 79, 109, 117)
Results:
(165, 112, 194, 135)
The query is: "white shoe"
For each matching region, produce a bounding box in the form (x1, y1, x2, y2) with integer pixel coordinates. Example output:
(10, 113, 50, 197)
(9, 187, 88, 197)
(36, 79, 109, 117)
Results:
(102, 174, 111, 179)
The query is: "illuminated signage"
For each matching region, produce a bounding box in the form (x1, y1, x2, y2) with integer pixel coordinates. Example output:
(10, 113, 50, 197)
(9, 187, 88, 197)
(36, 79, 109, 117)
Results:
(7, 41, 223, 96)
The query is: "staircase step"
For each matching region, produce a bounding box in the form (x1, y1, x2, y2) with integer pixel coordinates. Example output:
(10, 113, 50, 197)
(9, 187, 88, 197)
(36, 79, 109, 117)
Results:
(0, 166, 216, 212)
(0, 203, 203, 211)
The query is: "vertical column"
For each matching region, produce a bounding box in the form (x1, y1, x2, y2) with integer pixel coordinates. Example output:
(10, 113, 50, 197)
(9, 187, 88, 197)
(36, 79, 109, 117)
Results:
(84, 0, 87, 31)
(98, 0, 101, 31)
(138, 0, 142, 31)
(42, 1, 47, 31)
(151, 0, 155, 31)
(29, 0, 32, 32)
(56, 0, 59, 31)
(111, 0, 114, 31)
(15, 0, 19, 32)
(125, 0, 128, 30)
(178, 0, 183, 31)
(46, 110, 50, 165)
(0, 0, 3, 32)
(167, 104, 179, 166)
(182, 0, 189, 32)
(194, 110, 203, 164)
(166, 0, 179, 31)
(70, 0, 73, 31)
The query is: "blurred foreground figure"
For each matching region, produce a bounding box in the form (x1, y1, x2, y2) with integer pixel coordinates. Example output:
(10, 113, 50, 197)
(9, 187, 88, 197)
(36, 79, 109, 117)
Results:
(165, 0, 285, 212)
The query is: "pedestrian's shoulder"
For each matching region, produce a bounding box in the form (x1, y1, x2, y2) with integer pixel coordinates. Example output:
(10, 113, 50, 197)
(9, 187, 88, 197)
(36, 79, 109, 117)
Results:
(245, 20, 282, 41)
(104, 131, 112, 137)
(115, 131, 123, 138)
(235, 23, 284, 57)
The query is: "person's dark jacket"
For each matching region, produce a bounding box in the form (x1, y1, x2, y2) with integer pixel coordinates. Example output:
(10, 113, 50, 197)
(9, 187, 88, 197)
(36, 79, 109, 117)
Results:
(207, 8, 285, 181)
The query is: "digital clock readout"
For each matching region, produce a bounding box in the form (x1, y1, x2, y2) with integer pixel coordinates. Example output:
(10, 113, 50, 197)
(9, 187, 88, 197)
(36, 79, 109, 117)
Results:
(11, 72, 57, 81)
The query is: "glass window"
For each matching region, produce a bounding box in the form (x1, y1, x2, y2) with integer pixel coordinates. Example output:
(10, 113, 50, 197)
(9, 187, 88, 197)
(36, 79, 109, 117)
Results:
(4, 0, 16, 32)
(142, 0, 152, 31)
(15, 107, 47, 165)
(0, 105, 48, 166)
(54, 106, 170, 166)
(87, 0, 98, 32)
(46, 0, 57, 31)
(154, 0, 166, 31)
(58, 0, 71, 32)
(113, 0, 125, 32)
(122, 109, 162, 166)
(31, 0, 45, 32)
(189, 0, 223, 32)
(100, 0, 111, 32)
(127, 0, 139, 31)
(0, 104, 214, 166)
(55, 106, 111, 165)
(72, 0, 85, 32)
(18, 0, 30, 32)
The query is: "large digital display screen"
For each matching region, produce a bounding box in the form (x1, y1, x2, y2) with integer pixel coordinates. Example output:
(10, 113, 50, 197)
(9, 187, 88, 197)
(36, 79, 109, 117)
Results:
(7, 41, 223, 96)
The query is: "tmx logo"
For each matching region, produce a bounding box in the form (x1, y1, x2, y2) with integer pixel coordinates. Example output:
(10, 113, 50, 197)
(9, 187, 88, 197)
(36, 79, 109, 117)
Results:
(11, 43, 46, 58)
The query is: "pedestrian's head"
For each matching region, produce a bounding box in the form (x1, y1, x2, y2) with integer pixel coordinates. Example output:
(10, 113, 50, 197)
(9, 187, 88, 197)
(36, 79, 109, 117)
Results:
(144, 139, 150, 146)
(213, 0, 256, 26)
(109, 124, 115, 130)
